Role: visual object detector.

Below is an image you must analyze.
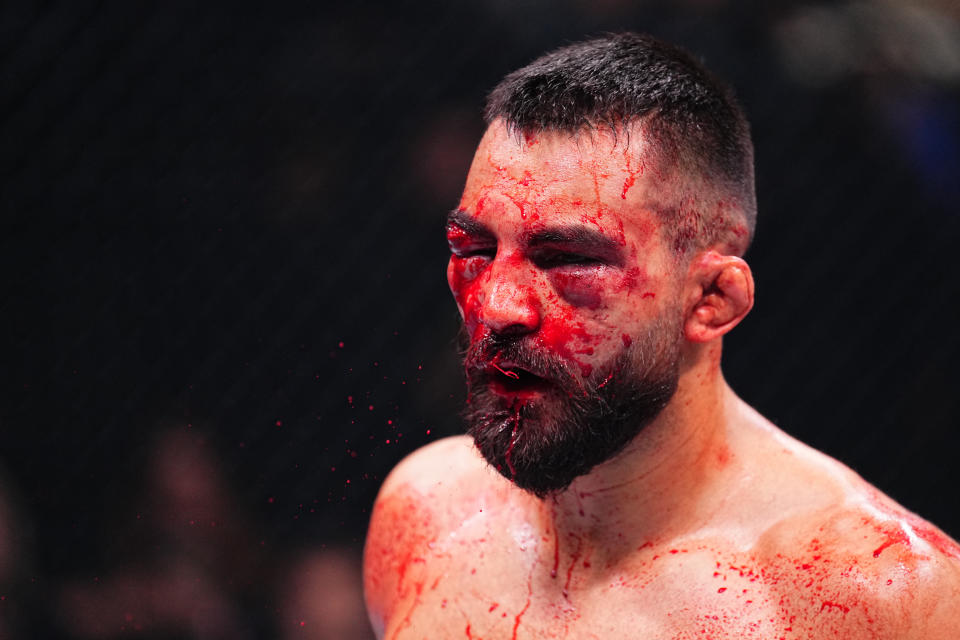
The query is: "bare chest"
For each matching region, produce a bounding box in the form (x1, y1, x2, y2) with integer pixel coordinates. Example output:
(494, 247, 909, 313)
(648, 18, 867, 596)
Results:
(382, 539, 887, 640)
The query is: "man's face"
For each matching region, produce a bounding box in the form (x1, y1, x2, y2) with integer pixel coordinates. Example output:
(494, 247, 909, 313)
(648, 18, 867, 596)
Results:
(447, 121, 683, 496)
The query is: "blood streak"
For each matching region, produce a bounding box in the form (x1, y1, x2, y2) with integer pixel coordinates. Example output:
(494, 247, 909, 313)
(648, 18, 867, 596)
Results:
(611, 212, 627, 246)
(590, 169, 604, 219)
(365, 488, 433, 602)
(473, 194, 490, 217)
(551, 528, 560, 578)
(504, 193, 529, 220)
(492, 363, 520, 379)
(596, 372, 614, 389)
(511, 599, 530, 640)
(511, 560, 535, 640)
(620, 153, 644, 200)
(563, 534, 584, 598)
(871, 523, 910, 558)
(872, 536, 906, 558)
(820, 601, 851, 614)
(504, 408, 521, 479)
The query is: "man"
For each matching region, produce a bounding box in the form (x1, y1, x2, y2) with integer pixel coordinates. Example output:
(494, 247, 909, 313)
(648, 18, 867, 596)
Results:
(363, 33, 960, 639)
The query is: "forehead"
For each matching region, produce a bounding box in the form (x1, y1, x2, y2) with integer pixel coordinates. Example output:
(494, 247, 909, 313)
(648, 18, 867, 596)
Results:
(459, 120, 668, 242)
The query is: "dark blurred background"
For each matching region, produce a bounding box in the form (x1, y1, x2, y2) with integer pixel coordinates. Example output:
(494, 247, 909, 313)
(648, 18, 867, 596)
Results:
(2, 0, 959, 637)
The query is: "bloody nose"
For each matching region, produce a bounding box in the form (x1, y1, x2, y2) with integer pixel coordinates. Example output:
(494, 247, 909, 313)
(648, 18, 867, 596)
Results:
(478, 268, 541, 336)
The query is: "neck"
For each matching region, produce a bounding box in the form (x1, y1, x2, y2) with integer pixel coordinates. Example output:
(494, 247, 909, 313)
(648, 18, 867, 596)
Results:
(543, 341, 738, 559)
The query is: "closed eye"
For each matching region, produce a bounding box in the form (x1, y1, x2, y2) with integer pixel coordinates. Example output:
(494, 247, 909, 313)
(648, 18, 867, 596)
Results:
(446, 218, 496, 260)
(451, 246, 496, 259)
(532, 251, 602, 269)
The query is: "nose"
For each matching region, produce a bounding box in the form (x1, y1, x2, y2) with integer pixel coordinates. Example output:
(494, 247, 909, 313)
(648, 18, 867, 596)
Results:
(478, 260, 542, 336)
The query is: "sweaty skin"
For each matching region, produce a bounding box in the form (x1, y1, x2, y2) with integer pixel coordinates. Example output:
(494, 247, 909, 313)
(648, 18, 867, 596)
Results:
(363, 121, 960, 639)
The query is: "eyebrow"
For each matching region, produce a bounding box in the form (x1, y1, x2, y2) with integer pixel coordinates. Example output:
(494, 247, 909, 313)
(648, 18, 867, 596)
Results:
(446, 209, 625, 263)
(446, 209, 494, 239)
(526, 226, 625, 264)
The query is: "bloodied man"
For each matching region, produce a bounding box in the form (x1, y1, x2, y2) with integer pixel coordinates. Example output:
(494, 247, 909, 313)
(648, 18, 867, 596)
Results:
(363, 34, 960, 639)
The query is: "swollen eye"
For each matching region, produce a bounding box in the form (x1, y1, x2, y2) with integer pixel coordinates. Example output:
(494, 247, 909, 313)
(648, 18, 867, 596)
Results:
(534, 252, 600, 269)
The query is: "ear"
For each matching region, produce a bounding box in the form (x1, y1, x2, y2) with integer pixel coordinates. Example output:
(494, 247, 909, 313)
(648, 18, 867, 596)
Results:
(682, 251, 754, 343)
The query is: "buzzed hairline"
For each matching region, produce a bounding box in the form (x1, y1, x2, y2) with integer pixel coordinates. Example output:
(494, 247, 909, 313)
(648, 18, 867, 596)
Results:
(484, 33, 757, 257)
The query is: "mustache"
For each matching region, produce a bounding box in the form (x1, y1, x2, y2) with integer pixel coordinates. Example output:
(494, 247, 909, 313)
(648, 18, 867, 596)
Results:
(461, 331, 584, 394)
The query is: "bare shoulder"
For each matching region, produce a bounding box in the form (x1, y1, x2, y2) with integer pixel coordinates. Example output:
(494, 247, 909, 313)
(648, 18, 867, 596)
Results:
(750, 458, 960, 638)
(362, 436, 506, 637)
(373, 435, 488, 499)
(725, 403, 960, 637)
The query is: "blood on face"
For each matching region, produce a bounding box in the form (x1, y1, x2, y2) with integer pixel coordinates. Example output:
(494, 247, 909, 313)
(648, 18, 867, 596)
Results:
(447, 122, 671, 383)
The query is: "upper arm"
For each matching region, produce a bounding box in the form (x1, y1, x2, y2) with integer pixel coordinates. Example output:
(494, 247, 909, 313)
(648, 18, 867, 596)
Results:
(754, 503, 960, 639)
(362, 436, 480, 637)
(898, 551, 960, 639)
(863, 508, 960, 638)
(362, 479, 433, 638)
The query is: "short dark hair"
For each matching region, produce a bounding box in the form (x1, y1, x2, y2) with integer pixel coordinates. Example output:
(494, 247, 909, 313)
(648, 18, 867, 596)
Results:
(485, 33, 756, 255)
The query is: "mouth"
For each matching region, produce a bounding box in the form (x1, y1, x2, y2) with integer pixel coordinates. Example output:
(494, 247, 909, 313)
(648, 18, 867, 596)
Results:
(485, 362, 551, 398)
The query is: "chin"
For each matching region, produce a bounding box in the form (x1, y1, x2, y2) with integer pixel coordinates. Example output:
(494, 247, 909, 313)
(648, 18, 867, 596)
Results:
(460, 314, 682, 496)
(465, 366, 678, 498)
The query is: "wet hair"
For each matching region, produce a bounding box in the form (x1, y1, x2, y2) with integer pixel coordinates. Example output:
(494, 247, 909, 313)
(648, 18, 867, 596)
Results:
(485, 33, 756, 255)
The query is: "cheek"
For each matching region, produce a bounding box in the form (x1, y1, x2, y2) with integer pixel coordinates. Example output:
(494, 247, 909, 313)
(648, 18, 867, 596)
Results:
(616, 266, 663, 305)
(448, 257, 488, 318)
(448, 256, 488, 286)
(536, 311, 603, 378)
(536, 266, 661, 377)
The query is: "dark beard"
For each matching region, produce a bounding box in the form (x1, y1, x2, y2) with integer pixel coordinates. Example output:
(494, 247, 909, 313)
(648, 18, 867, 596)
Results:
(461, 318, 681, 498)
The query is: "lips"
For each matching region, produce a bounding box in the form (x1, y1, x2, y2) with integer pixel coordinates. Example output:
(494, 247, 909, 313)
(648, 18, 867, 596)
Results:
(484, 361, 550, 398)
